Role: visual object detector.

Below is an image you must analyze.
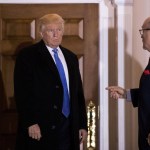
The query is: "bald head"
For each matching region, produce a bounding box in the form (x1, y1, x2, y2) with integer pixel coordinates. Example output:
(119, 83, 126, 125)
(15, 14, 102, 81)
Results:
(142, 17, 150, 29)
(141, 17, 150, 51)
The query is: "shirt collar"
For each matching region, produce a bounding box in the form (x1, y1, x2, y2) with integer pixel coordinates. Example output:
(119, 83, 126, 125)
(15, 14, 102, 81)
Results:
(46, 45, 60, 53)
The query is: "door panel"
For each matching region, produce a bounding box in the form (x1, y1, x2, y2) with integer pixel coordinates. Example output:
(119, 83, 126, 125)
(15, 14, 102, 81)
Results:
(0, 4, 98, 150)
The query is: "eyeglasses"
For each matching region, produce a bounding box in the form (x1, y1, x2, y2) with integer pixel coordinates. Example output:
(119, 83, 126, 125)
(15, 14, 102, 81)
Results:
(139, 28, 150, 36)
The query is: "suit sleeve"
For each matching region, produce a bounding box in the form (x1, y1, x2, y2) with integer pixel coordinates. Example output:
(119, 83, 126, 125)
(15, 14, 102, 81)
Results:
(76, 57, 88, 131)
(130, 88, 140, 107)
(14, 51, 38, 128)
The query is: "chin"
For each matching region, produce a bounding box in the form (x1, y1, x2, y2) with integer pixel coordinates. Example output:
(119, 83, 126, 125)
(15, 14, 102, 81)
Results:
(143, 45, 147, 50)
(143, 47, 150, 52)
(144, 46, 150, 51)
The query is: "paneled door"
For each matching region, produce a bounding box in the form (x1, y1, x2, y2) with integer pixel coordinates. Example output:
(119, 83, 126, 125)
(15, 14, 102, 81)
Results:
(0, 4, 98, 150)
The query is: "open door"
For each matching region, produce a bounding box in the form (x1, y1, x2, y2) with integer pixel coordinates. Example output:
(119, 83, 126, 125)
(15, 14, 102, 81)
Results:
(0, 4, 98, 150)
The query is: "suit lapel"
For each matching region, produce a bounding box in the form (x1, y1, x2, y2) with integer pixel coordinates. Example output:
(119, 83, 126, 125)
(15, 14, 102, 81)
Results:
(37, 41, 74, 90)
(37, 40, 61, 81)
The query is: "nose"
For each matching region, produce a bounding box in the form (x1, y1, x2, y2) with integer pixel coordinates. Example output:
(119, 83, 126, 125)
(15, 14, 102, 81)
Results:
(53, 30, 58, 37)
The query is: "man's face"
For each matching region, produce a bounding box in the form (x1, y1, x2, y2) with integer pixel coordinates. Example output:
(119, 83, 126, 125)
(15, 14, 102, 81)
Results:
(141, 18, 150, 51)
(41, 23, 64, 48)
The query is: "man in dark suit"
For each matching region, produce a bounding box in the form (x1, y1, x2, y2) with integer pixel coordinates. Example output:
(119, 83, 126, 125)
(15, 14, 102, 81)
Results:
(106, 17, 150, 150)
(14, 14, 87, 150)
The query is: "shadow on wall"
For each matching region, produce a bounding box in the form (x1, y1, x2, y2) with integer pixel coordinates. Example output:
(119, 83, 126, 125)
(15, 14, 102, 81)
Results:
(0, 41, 34, 112)
(14, 41, 33, 57)
(12, 41, 34, 107)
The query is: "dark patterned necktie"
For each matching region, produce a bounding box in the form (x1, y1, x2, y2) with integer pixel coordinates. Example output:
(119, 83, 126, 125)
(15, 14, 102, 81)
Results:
(52, 48, 70, 117)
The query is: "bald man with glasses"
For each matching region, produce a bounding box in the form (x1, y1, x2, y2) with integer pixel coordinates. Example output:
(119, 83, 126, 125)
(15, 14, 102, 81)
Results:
(106, 17, 150, 150)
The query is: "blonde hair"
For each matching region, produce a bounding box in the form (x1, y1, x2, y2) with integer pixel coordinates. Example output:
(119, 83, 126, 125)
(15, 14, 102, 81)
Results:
(38, 14, 65, 32)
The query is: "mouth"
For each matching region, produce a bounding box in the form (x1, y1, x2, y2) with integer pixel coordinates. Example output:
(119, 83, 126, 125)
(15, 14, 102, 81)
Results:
(53, 38, 59, 41)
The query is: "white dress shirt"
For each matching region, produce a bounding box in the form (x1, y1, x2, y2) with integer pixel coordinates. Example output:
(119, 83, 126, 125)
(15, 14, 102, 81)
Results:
(46, 45, 70, 93)
(126, 89, 132, 102)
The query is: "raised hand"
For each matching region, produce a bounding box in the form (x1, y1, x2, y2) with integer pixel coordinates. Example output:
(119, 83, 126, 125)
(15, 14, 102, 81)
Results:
(106, 86, 127, 100)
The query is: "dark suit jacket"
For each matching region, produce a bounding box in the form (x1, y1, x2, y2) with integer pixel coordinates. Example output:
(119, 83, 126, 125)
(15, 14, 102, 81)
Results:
(131, 59, 150, 150)
(14, 40, 87, 150)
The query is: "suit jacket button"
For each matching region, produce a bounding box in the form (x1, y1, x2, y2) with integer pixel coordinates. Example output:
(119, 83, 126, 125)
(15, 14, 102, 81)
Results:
(51, 125, 56, 130)
(53, 105, 58, 109)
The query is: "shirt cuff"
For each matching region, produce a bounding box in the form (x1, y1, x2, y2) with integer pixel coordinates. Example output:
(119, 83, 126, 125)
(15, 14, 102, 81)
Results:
(126, 89, 132, 102)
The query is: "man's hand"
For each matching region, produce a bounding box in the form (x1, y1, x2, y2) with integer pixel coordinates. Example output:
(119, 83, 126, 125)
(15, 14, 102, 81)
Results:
(28, 124, 42, 141)
(106, 86, 127, 100)
(147, 133, 150, 145)
(79, 129, 87, 143)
